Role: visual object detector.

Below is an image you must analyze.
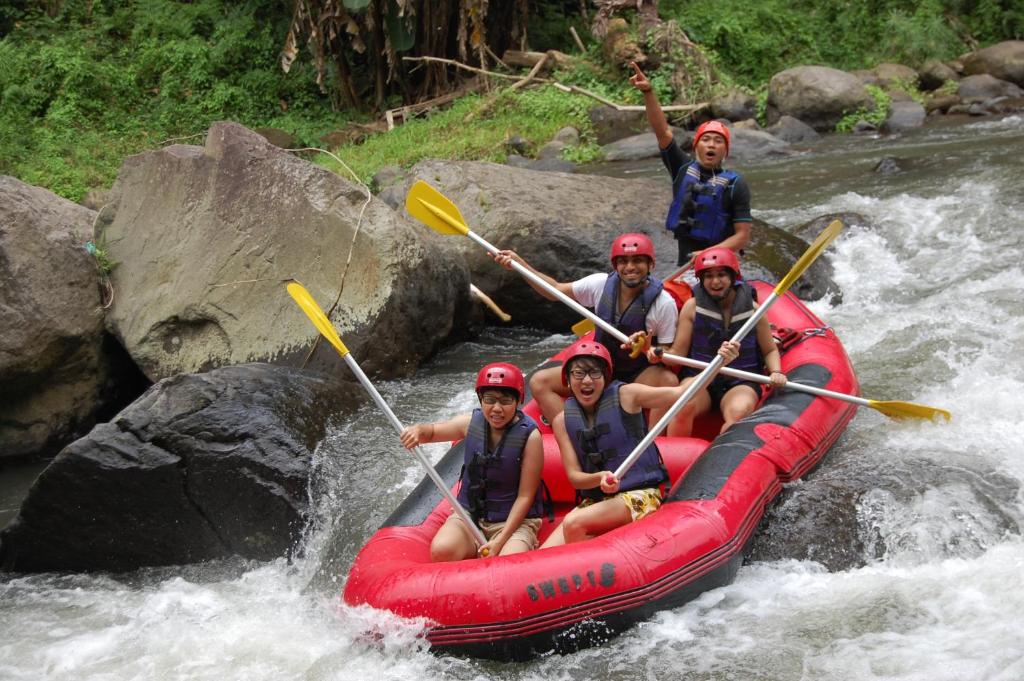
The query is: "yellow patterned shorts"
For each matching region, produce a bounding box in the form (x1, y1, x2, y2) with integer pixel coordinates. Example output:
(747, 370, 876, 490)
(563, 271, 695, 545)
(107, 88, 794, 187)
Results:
(579, 487, 663, 521)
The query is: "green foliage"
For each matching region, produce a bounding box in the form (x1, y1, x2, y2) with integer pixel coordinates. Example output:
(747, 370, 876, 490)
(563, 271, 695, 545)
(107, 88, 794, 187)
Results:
(754, 85, 769, 127)
(85, 239, 117, 275)
(835, 85, 891, 133)
(4, 0, 1023, 202)
(320, 86, 599, 183)
(643, 63, 678, 104)
(952, 0, 1024, 44)
(562, 140, 603, 164)
(890, 77, 927, 106)
(0, 0, 350, 201)
(882, 3, 963, 64)
(554, 55, 639, 105)
(526, 1, 578, 53)
(660, 0, 824, 87)
(659, 0, 1021, 87)
(937, 79, 960, 95)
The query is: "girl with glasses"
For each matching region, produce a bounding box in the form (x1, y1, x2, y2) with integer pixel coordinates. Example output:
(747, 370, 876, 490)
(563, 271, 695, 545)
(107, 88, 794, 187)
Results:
(400, 362, 547, 561)
(541, 339, 737, 548)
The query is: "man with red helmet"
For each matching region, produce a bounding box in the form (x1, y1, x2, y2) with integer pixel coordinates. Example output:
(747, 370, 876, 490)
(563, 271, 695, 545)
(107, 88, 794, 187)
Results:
(629, 62, 753, 269)
(491, 232, 678, 425)
(399, 362, 547, 560)
(540, 337, 737, 547)
(652, 247, 787, 437)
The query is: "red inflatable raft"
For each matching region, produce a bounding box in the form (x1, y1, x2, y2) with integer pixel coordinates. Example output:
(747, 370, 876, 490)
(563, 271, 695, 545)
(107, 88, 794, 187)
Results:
(343, 281, 858, 660)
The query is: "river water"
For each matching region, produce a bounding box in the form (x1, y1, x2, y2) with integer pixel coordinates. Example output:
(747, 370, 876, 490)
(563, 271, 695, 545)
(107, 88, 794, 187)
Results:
(2, 115, 1023, 680)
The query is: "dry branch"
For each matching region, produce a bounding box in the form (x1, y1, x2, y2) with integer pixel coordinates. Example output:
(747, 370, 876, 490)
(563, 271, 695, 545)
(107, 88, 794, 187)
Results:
(403, 56, 528, 81)
(502, 50, 576, 70)
(508, 52, 551, 92)
(551, 83, 705, 113)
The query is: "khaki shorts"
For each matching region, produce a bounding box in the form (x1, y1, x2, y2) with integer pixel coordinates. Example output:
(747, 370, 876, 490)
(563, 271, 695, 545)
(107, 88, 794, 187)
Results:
(446, 512, 542, 551)
(579, 487, 663, 521)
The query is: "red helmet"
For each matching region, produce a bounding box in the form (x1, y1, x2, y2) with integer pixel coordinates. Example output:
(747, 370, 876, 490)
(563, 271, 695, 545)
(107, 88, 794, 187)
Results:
(560, 340, 613, 386)
(610, 232, 656, 267)
(475, 362, 525, 402)
(694, 247, 741, 280)
(693, 120, 731, 156)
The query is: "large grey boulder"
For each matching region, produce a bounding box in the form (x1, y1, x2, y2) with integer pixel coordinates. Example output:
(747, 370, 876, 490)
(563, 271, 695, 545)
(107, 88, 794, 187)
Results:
(766, 66, 875, 131)
(873, 62, 919, 90)
(391, 160, 840, 330)
(767, 115, 821, 144)
(957, 74, 1024, 101)
(0, 363, 359, 572)
(881, 101, 927, 134)
(744, 222, 840, 305)
(588, 106, 649, 145)
(0, 177, 125, 460)
(924, 92, 961, 114)
(600, 127, 689, 161)
(919, 60, 960, 91)
(962, 40, 1024, 87)
(710, 88, 757, 121)
(747, 452, 1020, 571)
(601, 126, 789, 164)
(727, 128, 794, 162)
(99, 122, 471, 382)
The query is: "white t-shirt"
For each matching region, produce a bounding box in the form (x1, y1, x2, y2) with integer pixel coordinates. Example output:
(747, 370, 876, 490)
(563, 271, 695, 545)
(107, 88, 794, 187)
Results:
(572, 273, 677, 345)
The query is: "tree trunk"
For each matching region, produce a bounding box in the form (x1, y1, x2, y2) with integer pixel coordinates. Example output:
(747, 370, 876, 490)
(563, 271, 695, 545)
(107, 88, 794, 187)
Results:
(371, 0, 388, 111)
(333, 41, 361, 111)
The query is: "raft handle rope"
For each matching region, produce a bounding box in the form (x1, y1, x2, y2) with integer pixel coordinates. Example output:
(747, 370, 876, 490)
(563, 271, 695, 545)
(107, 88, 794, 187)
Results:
(773, 325, 832, 353)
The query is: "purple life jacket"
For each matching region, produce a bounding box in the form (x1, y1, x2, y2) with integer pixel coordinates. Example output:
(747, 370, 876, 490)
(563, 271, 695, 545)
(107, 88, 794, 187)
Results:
(563, 381, 668, 502)
(690, 281, 762, 374)
(456, 409, 543, 522)
(593, 273, 664, 379)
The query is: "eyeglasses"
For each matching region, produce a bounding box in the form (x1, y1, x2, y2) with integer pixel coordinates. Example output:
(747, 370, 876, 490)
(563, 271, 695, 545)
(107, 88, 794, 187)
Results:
(569, 368, 606, 381)
(480, 395, 517, 407)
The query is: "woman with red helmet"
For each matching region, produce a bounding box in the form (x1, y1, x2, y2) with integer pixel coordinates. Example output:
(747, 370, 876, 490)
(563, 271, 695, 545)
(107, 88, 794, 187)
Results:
(651, 247, 787, 437)
(399, 362, 547, 560)
(490, 235, 679, 426)
(540, 337, 738, 548)
(629, 62, 753, 270)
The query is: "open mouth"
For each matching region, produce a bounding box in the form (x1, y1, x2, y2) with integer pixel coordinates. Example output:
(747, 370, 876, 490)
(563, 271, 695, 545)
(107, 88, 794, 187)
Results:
(486, 411, 510, 428)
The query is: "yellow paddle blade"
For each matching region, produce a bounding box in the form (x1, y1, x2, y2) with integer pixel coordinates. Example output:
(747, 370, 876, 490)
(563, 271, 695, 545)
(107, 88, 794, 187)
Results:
(405, 181, 469, 236)
(868, 399, 952, 421)
(775, 219, 843, 296)
(286, 282, 349, 358)
(572, 318, 595, 337)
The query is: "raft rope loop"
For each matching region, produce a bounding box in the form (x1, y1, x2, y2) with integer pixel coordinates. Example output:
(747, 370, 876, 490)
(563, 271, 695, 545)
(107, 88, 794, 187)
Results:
(285, 146, 372, 368)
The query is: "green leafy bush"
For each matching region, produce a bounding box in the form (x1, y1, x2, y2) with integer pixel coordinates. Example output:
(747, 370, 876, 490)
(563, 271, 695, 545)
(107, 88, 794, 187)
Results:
(0, 0, 348, 201)
(835, 85, 891, 132)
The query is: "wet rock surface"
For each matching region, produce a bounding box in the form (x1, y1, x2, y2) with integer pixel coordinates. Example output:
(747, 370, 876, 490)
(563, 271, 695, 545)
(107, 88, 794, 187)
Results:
(0, 177, 143, 461)
(99, 122, 471, 382)
(747, 453, 1021, 571)
(389, 159, 841, 331)
(0, 363, 362, 572)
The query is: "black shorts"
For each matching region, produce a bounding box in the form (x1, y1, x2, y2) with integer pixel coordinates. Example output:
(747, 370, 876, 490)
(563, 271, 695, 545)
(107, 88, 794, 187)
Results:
(683, 369, 763, 411)
(613, 364, 647, 384)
